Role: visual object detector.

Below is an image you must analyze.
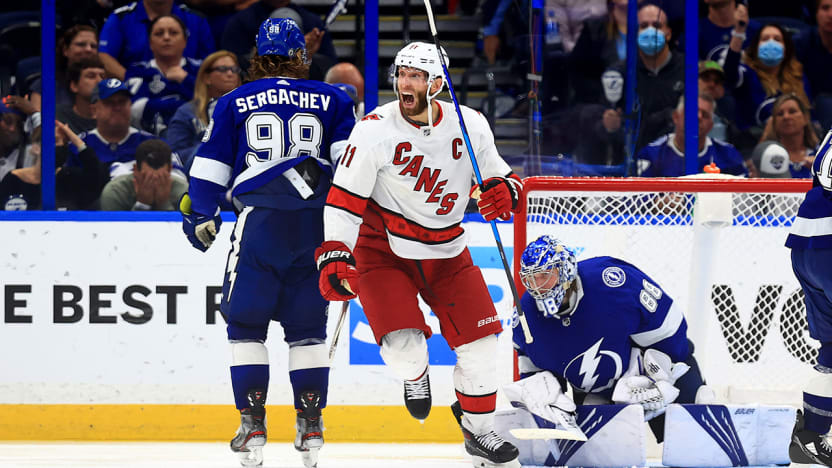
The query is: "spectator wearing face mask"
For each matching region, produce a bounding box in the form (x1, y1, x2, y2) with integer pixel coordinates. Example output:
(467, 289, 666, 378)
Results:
(632, 4, 685, 149)
(723, 23, 811, 143)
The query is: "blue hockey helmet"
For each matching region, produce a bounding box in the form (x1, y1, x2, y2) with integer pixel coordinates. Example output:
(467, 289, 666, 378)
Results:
(520, 236, 578, 313)
(256, 17, 307, 61)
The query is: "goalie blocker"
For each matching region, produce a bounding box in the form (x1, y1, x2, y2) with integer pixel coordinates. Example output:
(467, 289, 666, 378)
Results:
(495, 403, 794, 467)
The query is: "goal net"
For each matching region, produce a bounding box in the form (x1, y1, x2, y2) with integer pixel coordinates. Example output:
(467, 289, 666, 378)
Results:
(514, 176, 814, 405)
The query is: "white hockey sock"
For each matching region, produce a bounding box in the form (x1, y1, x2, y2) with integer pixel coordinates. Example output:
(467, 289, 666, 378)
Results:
(454, 334, 498, 434)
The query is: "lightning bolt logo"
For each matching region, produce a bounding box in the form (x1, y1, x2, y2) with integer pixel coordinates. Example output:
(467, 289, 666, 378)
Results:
(565, 337, 623, 393)
(578, 338, 604, 391)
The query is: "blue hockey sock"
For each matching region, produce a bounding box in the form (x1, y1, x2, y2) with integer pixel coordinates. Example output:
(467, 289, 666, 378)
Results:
(230, 365, 270, 410)
(289, 367, 329, 409)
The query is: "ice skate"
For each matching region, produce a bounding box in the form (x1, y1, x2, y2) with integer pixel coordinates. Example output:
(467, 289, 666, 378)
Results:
(452, 401, 520, 468)
(403, 366, 431, 420)
(790, 409, 832, 466)
(230, 389, 267, 467)
(294, 390, 324, 468)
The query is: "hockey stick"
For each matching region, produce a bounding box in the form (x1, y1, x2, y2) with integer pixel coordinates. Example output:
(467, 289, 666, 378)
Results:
(509, 428, 587, 441)
(324, 0, 349, 28)
(329, 299, 350, 361)
(421, 0, 533, 344)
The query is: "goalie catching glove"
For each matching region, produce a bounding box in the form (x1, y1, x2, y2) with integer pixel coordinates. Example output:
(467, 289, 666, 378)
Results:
(179, 193, 222, 252)
(315, 241, 360, 301)
(469, 175, 522, 221)
(612, 349, 690, 420)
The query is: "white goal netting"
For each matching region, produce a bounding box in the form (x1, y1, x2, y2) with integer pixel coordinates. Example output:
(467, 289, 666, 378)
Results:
(515, 176, 815, 405)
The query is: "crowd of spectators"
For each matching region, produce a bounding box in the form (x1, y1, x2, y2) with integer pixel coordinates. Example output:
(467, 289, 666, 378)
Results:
(0, 0, 366, 210)
(485, 0, 829, 179)
(0, 0, 827, 210)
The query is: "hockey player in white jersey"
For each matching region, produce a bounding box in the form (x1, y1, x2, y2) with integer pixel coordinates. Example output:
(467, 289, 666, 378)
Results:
(315, 42, 523, 468)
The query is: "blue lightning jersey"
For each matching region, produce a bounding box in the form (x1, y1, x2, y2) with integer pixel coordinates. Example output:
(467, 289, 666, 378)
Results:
(188, 77, 356, 215)
(513, 256, 690, 399)
(637, 134, 748, 177)
(786, 131, 832, 249)
(125, 58, 202, 136)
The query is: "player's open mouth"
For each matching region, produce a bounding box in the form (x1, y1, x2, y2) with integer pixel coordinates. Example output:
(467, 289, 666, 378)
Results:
(402, 93, 415, 106)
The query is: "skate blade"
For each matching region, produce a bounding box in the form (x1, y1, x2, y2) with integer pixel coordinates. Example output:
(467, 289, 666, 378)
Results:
(237, 447, 263, 467)
(300, 446, 320, 468)
(471, 455, 521, 468)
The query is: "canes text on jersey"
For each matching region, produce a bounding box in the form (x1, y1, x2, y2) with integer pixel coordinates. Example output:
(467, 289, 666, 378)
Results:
(234, 88, 331, 113)
(393, 142, 459, 215)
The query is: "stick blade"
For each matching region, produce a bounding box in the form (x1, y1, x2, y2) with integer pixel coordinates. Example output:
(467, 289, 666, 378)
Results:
(509, 428, 588, 441)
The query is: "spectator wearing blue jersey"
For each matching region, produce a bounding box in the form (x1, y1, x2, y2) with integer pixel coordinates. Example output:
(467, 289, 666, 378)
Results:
(698, 0, 760, 62)
(181, 18, 355, 467)
(125, 15, 203, 137)
(723, 23, 811, 137)
(637, 93, 748, 177)
(796, 0, 832, 129)
(98, 0, 215, 80)
(168, 50, 241, 170)
(62, 79, 185, 184)
(786, 129, 832, 466)
(756, 93, 818, 177)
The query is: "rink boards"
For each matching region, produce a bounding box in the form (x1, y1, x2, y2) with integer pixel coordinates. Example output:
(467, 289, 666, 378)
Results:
(0, 213, 516, 441)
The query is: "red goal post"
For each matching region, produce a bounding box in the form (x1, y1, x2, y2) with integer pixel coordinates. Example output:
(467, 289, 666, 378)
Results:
(513, 176, 813, 404)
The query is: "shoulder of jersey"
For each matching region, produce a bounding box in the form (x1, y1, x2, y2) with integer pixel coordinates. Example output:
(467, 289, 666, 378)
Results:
(648, 134, 670, 147)
(581, 256, 638, 289)
(113, 2, 138, 16)
(176, 3, 206, 18)
(185, 57, 203, 68)
(710, 137, 737, 151)
(356, 102, 396, 125)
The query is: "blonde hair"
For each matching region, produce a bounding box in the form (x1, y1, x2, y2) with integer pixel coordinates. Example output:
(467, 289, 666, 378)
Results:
(745, 24, 810, 108)
(193, 50, 240, 125)
(762, 93, 819, 149)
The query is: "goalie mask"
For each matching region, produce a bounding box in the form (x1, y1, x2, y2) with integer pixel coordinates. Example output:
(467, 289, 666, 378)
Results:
(391, 42, 449, 128)
(520, 236, 578, 315)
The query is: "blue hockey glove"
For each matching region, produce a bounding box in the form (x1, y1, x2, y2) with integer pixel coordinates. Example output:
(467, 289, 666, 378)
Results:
(179, 193, 222, 252)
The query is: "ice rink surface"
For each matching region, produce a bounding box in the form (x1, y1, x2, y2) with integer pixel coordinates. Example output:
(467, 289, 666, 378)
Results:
(0, 442, 821, 468)
(0, 442, 484, 468)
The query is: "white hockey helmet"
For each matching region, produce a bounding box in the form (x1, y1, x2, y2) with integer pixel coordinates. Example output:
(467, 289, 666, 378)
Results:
(392, 42, 449, 128)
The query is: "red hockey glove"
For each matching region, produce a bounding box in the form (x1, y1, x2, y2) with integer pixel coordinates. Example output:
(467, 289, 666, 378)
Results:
(315, 241, 360, 301)
(469, 176, 521, 221)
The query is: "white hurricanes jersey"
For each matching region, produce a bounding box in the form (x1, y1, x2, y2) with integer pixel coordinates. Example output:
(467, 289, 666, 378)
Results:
(324, 100, 514, 259)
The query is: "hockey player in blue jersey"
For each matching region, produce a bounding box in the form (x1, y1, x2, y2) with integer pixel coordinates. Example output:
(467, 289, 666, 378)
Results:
(512, 236, 707, 442)
(787, 129, 832, 466)
(179, 17, 355, 468)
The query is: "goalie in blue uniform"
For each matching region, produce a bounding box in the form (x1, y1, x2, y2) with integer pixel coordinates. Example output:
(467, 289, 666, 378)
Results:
(178, 17, 356, 468)
(511, 236, 708, 443)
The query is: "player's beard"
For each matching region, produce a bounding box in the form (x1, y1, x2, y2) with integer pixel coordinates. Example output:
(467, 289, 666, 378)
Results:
(399, 91, 428, 118)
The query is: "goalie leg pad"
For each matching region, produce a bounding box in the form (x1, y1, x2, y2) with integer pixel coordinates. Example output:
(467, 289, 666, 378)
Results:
(455, 334, 498, 434)
(380, 328, 429, 381)
(663, 404, 796, 466)
(495, 404, 646, 467)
